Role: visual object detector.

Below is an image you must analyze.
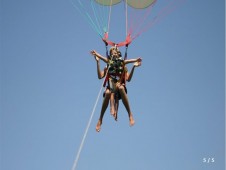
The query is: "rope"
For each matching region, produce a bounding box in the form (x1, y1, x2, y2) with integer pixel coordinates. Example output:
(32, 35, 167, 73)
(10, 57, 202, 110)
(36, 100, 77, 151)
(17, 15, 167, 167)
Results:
(71, 55, 112, 170)
(71, 77, 106, 170)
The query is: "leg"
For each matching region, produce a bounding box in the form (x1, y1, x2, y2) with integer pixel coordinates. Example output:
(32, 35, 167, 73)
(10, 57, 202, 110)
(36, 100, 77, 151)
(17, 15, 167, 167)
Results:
(110, 93, 115, 116)
(113, 96, 119, 121)
(117, 84, 135, 126)
(96, 89, 111, 132)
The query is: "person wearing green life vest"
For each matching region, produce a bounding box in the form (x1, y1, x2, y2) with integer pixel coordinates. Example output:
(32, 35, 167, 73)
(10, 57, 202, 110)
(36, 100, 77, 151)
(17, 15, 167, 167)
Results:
(91, 47, 142, 132)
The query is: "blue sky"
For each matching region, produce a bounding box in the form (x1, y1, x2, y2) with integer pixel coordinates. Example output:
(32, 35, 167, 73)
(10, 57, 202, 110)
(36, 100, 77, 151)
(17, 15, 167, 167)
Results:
(1, 0, 225, 170)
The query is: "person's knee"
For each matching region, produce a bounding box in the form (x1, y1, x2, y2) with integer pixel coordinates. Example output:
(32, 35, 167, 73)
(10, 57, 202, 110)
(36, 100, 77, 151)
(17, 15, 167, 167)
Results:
(118, 85, 125, 92)
(105, 89, 111, 97)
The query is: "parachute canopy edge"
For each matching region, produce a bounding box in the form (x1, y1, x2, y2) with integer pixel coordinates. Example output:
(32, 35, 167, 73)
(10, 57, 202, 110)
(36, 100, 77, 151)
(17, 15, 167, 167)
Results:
(95, 0, 157, 9)
(95, 0, 121, 6)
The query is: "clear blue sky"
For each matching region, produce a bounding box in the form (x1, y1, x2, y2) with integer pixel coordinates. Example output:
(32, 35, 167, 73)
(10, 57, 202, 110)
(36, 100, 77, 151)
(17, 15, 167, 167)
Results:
(1, 0, 225, 170)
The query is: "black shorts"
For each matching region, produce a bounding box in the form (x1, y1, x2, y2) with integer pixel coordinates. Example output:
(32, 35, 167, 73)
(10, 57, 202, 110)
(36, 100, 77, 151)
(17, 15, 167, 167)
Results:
(103, 85, 127, 100)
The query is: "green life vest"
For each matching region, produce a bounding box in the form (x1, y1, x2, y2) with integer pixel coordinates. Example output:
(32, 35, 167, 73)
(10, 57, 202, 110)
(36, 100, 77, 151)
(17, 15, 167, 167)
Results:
(108, 57, 124, 76)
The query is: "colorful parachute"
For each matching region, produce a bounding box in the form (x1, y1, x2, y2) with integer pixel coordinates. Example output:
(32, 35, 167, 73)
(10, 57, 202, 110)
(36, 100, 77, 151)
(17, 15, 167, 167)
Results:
(71, 0, 183, 46)
(95, 0, 156, 9)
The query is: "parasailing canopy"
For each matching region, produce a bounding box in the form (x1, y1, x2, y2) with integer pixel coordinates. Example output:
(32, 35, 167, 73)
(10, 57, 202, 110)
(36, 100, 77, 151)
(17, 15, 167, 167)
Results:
(95, 0, 156, 9)
(71, 0, 183, 47)
(72, 0, 159, 46)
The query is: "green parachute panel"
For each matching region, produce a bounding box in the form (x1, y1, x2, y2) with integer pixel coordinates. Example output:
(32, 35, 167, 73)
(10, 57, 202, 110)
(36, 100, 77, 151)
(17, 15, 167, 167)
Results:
(95, 0, 121, 6)
(95, 0, 156, 8)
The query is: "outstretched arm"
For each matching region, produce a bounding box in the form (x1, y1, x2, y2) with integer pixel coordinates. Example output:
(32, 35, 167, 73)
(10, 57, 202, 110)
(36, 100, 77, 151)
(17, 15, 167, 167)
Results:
(94, 56, 107, 79)
(126, 61, 142, 82)
(91, 50, 108, 63)
(124, 57, 142, 65)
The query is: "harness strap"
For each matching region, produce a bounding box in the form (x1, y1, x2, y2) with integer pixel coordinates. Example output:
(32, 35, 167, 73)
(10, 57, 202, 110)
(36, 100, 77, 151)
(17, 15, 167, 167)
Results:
(102, 33, 132, 47)
(102, 36, 130, 88)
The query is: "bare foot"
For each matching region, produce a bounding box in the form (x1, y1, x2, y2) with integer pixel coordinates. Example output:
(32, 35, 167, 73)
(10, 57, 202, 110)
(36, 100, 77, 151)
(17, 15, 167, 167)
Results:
(114, 102, 118, 121)
(129, 115, 135, 126)
(96, 120, 102, 132)
(113, 110, 118, 121)
(110, 106, 115, 116)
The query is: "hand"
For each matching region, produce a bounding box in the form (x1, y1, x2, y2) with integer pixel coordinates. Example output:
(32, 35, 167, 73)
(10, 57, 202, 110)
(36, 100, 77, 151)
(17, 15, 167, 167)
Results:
(90, 50, 100, 62)
(91, 50, 99, 56)
(136, 57, 142, 62)
(95, 56, 100, 62)
(134, 61, 141, 67)
(90, 50, 96, 56)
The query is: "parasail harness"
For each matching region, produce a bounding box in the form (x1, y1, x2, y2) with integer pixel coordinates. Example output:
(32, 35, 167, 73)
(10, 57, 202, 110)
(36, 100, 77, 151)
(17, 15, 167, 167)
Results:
(102, 34, 131, 98)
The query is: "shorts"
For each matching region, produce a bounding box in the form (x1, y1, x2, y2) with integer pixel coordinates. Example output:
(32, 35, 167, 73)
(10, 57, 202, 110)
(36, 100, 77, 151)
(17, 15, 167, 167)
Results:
(103, 84, 127, 100)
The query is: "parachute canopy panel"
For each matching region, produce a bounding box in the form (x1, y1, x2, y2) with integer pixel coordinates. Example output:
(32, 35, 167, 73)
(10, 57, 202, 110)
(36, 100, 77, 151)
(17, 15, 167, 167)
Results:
(95, 0, 121, 6)
(95, 0, 156, 8)
(126, 0, 156, 9)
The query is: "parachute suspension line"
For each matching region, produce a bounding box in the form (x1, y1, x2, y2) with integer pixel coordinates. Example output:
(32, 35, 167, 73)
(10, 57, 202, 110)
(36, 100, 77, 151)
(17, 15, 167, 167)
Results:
(100, 0, 109, 33)
(107, 0, 113, 34)
(125, 0, 128, 36)
(70, 0, 102, 37)
(86, 13, 103, 38)
(130, 0, 156, 40)
(134, 0, 157, 37)
(133, 0, 185, 40)
(97, 0, 107, 30)
(105, 1, 112, 33)
(90, 0, 109, 34)
(127, 6, 135, 36)
(127, 2, 140, 38)
(71, 76, 107, 170)
(90, 0, 103, 35)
